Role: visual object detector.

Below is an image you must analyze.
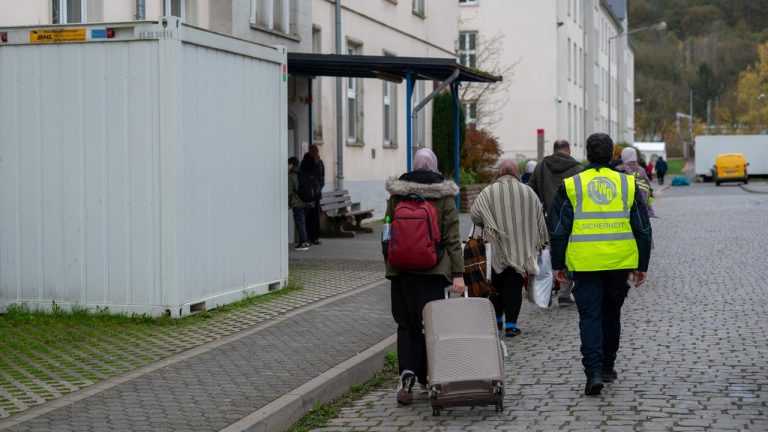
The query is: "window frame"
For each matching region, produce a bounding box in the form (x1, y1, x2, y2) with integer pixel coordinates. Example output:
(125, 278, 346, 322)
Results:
(346, 41, 364, 145)
(412, 0, 425, 17)
(458, 31, 477, 69)
(382, 52, 399, 148)
(164, 0, 185, 20)
(52, 0, 87, 24)
(250, 0, 298, 38)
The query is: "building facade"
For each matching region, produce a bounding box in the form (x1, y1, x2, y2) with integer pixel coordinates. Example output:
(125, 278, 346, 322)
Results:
(458, 0, 634, 162)
(311, 0, 458, 215)
(1, 0, 458, 217)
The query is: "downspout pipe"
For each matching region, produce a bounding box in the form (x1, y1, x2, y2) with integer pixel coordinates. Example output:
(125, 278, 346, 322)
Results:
(334, 0, 343, 190)
(136, 0, 146, 20)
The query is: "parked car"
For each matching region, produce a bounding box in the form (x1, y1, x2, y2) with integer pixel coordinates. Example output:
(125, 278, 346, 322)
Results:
(713, 153, 749, 186)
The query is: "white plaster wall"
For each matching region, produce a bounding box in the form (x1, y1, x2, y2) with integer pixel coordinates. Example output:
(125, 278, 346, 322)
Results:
(0, 0, 51, 26)
(460, 0, 558, 161)
(312, 0, 458, 195)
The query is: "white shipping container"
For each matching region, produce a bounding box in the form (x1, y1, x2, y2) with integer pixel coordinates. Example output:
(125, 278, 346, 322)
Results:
(694, 135, 768, 177)
(0, 18, 288, 316)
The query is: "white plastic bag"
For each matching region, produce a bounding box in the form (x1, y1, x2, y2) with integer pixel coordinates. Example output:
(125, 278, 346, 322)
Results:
(526, 249, 553, 308)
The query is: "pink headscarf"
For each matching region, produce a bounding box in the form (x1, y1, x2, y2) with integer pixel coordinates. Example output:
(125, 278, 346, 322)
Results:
(413, 148, 439, 173)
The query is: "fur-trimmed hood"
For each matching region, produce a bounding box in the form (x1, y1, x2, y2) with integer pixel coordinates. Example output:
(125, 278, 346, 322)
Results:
(386, 176, 459, 198)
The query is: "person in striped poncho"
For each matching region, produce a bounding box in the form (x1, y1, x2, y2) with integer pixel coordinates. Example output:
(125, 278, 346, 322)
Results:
(470, 160, 549, 337)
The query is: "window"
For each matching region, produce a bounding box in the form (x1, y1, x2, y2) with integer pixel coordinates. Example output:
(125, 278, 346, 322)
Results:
(573, 42, 577, 86)
(412, 0, 424, 16)
(568, 103, 572, 141)
(164, 0, 185, 20)
(347, 41, 363, 145)
(312, 27, 323, 142)
(250, 0, 298, 35)
(52, 0, 86, 24)
(383, 52, 399, 147)
(459, 0, 478, 4)
(465, 101, 478, 125)
(567, 37, 571, 81)
(459, 32, 477, 68)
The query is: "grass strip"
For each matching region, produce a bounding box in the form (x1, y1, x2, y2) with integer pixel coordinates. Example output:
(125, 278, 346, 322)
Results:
(289, 351, 398, 432)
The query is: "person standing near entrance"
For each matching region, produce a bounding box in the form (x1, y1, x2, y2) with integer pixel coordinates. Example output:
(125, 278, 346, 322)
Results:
(548, 133, 652, 396)
(529, 139, 582, 306)
(300, 145, 325, 245)
(655, 156, 668, 186)
(288, 157, 310, 251)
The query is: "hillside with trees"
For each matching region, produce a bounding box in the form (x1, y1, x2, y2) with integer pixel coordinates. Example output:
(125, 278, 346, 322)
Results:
(630, 0, 768, 156)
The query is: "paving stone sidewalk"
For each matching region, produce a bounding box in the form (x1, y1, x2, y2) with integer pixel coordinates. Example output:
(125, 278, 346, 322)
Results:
(5, 281, 395, 432)
(0, 258, 384, 423)
(318, 184, 768, 431)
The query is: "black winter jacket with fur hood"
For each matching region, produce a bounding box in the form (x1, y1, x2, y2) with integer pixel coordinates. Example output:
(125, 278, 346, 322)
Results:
(384, 171, 463, 282)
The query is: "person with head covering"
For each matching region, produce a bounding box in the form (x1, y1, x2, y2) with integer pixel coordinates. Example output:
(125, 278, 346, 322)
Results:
(522, 160, 537, 184)
(384, 148, 464, 405)
(617, 147, 656, 218)
(470, 159, 549, 338)
(548, 133, 652, 396)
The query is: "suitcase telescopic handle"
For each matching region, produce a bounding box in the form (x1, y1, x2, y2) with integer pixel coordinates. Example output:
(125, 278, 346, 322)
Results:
(444, 287, 469, 299)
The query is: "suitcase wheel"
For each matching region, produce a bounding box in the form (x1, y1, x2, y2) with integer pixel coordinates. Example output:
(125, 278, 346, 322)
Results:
(432, 407, 441, 417)
(495, 402, 504, 412)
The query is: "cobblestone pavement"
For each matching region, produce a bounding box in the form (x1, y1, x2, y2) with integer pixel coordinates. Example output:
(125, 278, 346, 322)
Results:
(0, 258, 383, 421)
(317, 184, 768, 431)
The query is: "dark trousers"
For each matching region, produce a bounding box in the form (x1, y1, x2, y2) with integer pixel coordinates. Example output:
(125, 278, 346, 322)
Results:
(391, 273, 446, 384)
(292, 204, 308, 245)
(306, 199, 321, 243)
(572, 270, 631, 377)
(490, 267, 524, 326)
(657, 172, 666, 185)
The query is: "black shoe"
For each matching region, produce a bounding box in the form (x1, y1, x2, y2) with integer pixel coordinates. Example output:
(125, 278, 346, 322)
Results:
(558, 296, 576, 307)
(585, 375, 604, 395)
(505, 328, 521, 338)
(602, 368, 618, 383)
(311, 240, 322, 245)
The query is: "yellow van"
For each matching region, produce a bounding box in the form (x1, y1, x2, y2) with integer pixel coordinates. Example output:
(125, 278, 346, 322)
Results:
(713, 153, 748, 186)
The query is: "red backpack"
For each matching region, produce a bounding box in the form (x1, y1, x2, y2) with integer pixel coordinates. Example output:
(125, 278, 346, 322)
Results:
(387, 194, 443, 271)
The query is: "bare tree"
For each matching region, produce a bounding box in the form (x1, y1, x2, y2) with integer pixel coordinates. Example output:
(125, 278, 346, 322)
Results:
(456, 24, 517, 129)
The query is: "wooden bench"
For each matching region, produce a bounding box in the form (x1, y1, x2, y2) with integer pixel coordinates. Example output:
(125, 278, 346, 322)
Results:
(319, 190, 374, 237)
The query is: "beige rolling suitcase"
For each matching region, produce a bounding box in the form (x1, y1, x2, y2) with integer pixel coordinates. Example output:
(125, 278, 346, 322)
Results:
(423, 291, 505, 416)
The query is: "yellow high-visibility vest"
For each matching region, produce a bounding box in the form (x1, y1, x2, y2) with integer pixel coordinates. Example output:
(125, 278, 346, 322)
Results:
(563, 168, 639, 271)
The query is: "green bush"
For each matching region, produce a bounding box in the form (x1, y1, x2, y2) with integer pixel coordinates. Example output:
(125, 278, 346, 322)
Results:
(431, 92, 466, 177)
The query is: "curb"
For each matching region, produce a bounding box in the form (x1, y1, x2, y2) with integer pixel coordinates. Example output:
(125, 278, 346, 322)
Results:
(221, 333, 397, 432)
(739, 184, 768, 194)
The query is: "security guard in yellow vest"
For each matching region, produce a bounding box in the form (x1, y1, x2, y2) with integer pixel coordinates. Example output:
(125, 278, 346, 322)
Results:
(548, 133, 652, 396)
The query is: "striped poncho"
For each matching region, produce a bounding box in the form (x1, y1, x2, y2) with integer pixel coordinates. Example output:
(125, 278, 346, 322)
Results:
(470, 175, 549, 275)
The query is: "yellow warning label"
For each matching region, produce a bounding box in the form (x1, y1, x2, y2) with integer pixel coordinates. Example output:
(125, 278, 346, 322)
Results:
(29, 28, 86, 44)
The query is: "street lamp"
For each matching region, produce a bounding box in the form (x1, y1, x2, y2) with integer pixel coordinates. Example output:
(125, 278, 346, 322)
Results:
(608, 21, 666, 139)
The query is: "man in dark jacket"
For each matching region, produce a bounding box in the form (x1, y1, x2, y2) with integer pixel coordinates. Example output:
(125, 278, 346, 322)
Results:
(528, 139, 582, 306)
(300, 145, 325, 245)
(529, 140, 583, 214)
(548, 133, 652, 396)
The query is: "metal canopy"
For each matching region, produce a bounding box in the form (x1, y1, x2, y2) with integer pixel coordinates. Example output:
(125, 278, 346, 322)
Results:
(288, 53, 501, 208)
(288, 53, 501, 83)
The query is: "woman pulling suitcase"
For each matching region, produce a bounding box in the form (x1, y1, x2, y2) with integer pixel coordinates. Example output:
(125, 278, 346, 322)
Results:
(383, 148, 465, 405)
